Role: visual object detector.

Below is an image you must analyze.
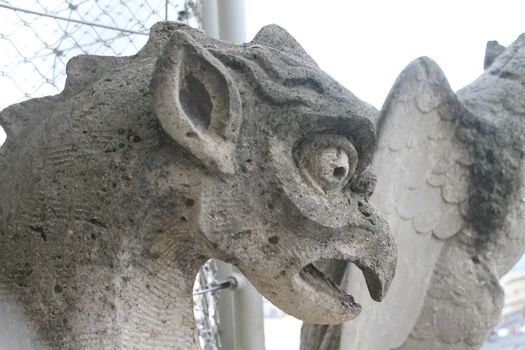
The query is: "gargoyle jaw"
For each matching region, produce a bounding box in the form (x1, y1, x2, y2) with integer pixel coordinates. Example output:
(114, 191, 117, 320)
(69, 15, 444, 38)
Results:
(297, 257, 388, 322)
(299, 261, 361, 310)
(282, 220, 396, 324)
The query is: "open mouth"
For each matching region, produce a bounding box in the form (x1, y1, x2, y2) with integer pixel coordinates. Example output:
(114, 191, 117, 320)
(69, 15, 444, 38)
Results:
(298, 260, 361, 311)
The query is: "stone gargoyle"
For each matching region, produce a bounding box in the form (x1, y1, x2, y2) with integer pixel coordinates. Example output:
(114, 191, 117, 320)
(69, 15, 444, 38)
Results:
(301, 36, 525, 350)
(0, 23, 397, 349)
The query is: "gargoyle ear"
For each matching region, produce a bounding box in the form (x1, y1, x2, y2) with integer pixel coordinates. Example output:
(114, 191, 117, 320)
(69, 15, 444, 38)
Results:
(152, 30, 242, 174)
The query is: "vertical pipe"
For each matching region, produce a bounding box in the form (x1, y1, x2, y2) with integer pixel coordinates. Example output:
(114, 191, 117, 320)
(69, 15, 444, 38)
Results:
(201, 0, 219, 39)
(215, 263, 236, 350)
(217, 0, 246, 44)
(229, 270, 265, 350)
(165, 0, 168, 21)
(215, 263, 265, 350)
(201, 2, 265, 349)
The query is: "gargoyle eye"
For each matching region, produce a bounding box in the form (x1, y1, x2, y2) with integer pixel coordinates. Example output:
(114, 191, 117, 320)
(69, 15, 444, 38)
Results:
(297, 134, 358, 193)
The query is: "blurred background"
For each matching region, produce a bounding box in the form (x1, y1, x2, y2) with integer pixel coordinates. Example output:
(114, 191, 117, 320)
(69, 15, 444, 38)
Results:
(0, 1, 524, 349)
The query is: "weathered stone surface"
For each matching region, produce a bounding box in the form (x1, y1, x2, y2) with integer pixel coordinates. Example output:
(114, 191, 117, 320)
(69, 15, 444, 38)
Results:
(484, 40, 506, 70)
(301, 35, 525, 350)
(0, 22, 396, 349)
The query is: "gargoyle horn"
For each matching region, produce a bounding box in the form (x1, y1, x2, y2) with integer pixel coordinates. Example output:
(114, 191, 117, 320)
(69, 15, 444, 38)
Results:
(249, 24, 318, 66)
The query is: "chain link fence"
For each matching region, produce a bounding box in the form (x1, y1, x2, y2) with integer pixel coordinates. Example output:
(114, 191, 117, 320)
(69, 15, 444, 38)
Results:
(193, 260, 225, 350)
(0, 0, 200, 109)
(0, 1, 224, 348)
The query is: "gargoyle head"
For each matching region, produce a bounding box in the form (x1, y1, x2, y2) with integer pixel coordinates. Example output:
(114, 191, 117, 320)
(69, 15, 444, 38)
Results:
(152, 24, 397, 324)
(0, 22, 397, 348)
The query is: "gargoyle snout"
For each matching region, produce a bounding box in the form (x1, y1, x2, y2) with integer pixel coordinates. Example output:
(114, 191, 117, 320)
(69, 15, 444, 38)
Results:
(272, 204, 397, 324)
(330, 200, 397, 302)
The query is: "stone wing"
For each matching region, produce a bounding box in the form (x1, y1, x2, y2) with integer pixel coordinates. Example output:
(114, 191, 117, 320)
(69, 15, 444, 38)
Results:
(373, 57, 470, 241)
(373, 39, 525, 349)
(396, 36, 525, 350)
(339, 57, 473, 350)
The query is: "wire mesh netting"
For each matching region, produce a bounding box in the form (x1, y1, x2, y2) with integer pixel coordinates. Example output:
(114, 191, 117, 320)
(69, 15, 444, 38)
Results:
(0, 0, 200, 109)
(193, 260, 224, 350)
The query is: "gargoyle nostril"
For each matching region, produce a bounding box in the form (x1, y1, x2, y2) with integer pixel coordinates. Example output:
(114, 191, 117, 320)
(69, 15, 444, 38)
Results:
(268, 236, 279, 245)
(351, 167, 377, 198)
(359, 179, 373, 192)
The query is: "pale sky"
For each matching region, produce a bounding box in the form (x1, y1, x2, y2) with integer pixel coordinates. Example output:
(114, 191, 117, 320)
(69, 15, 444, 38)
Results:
(246, 0, 525, 108)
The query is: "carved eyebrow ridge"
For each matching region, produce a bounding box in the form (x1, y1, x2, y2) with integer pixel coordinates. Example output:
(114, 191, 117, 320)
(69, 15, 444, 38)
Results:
(208, 47, 333, 107)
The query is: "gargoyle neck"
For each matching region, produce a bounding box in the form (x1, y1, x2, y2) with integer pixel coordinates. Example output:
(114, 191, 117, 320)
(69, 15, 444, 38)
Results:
(0, 215, 205, 349)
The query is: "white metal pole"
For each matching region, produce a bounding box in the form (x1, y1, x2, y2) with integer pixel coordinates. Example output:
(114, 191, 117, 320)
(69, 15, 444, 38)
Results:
(201, 0, 219, 39)
(203, 1, 266, 349)
(215, 263, 265, 350)
(217, 0, 247, 44)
